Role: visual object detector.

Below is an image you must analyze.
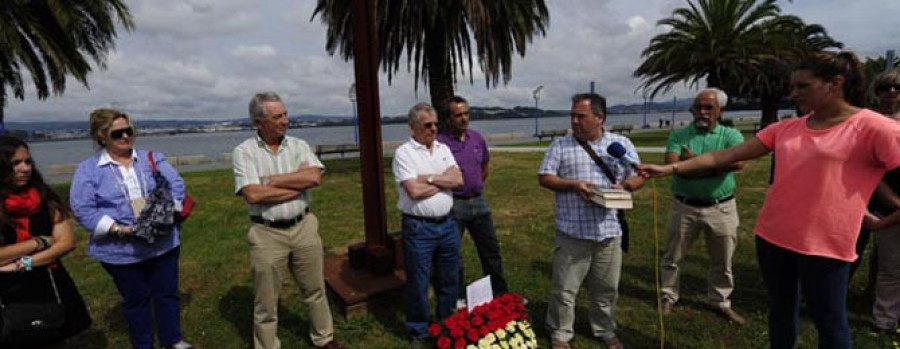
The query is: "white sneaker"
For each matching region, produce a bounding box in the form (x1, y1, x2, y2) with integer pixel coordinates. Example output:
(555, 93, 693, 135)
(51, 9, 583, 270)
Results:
(165, 340, 194, 349)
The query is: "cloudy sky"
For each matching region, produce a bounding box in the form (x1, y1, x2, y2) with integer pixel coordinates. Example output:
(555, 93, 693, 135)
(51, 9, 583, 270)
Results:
(5, 0, 900, 122)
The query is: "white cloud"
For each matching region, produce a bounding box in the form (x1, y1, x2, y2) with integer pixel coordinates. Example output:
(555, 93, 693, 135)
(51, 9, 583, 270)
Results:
(5, 0, 899, 122)
(231, 45, 277, 59)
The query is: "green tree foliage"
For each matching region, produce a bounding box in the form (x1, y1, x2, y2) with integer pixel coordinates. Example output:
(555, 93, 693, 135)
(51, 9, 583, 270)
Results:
(312, 0, 549, 118)
(633, 0, 841, 126)
(0, 0, 134, 125)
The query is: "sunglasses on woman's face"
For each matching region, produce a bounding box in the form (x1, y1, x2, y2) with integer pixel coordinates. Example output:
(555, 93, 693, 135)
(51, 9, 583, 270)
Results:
(109, 127, 135, 140)
(875, 84, 900, 93)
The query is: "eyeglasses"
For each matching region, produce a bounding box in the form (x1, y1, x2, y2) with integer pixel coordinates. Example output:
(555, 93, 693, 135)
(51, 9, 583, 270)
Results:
(875, 84, 900, 93)
(421, 122, 439, 129)
(109, 127, 135, 140)
(691, 104, 716, 111)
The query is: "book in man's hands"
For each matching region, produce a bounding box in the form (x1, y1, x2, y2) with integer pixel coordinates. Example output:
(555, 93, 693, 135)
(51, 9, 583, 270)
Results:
(591, 188, 634, 209)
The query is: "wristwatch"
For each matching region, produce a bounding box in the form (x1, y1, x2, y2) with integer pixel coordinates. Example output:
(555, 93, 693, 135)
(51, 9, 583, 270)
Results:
(21, 256, 32, 272)
(427, 175, 435, 185)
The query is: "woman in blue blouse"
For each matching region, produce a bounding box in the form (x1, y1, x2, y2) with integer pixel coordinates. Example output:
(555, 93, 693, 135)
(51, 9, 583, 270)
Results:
(70, 109, 192, 349)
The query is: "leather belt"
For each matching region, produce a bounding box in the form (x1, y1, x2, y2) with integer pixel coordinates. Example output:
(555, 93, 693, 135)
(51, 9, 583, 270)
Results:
(251, 208, 308, 229)
(453, 193, 481, 200)
(402, 213, 449, 224)
(674, 194, 734, 208)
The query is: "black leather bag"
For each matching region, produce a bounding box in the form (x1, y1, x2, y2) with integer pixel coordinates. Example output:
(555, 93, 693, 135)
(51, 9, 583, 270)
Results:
(133, 151, 176, 243)
(0, 269, 66, 345)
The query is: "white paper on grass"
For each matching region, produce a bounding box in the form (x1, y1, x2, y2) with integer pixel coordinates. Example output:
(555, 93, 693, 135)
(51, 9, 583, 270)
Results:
(466, 275, 494, 313)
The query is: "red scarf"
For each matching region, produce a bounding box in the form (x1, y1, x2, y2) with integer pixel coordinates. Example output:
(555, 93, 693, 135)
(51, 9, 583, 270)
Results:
(5, 187, 42, 243)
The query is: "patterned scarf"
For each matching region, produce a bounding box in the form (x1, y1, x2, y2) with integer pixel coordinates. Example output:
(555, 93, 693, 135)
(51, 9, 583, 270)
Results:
(5, 187, 41, 243)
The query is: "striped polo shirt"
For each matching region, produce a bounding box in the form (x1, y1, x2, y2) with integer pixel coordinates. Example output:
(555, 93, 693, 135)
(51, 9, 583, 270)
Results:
(232, 134, 324, 220)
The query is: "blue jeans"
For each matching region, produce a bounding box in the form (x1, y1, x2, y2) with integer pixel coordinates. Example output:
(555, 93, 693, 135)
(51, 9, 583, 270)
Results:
(756, 236, 851, 349)
(402, 216, 461, 338)
(102, 247, 184, 349)
(452, 196, 507, 297)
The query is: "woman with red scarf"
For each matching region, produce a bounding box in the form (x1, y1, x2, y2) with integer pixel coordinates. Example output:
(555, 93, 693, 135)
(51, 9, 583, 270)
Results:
(0, 135, 91, 347)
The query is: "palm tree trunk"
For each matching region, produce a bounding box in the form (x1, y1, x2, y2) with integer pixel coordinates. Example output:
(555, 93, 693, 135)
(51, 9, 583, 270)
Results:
(759, 95, 780, 128)
(706, 72, 721, 90)
(425, 27, 454, 129)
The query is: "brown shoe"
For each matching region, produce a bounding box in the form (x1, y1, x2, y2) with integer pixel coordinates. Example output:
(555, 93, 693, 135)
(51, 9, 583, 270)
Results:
(317, 340, 343, 349)
(719, 307, 746, 325)
(603, 336, 625, 349)
(660, 299, 674, 315)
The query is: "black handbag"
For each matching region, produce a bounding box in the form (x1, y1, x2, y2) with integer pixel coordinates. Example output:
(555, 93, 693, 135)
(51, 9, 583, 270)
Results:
(576, 138, 631, 252)
(133, 151, 176, 243)
(0, 268, 66, 345)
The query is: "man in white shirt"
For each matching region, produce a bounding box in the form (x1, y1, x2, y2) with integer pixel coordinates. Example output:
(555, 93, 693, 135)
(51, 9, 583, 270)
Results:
(392, 102, 463, 347)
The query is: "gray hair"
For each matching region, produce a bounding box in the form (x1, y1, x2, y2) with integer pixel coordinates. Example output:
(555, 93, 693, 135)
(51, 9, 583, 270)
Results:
(249, 91, 284, 125)
(571, 93, 607, 116)
(697, 88, 728, 108)
(407, 102, 436, 124)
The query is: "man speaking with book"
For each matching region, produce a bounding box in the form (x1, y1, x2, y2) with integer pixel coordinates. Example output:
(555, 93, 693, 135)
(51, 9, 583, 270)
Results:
(659, 88, 746, 324)
(538, 93, 644, 349)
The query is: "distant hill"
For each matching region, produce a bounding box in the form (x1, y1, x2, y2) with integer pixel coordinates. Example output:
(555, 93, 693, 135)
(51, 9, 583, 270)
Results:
(5, 98, 773, 133)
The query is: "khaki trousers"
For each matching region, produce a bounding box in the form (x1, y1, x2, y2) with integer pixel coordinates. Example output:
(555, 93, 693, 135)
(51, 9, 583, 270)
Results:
(660, 198, 739, 309)
(546, 233, 622, 344)
(248, 213, 334, 349)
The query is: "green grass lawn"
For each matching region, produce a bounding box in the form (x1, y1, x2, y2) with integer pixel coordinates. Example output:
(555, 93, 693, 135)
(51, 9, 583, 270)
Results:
(54, 151, 892, 348)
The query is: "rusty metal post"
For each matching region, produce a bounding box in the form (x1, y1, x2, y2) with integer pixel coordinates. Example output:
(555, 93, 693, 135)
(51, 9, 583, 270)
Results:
(323, 0, 405, 319)
(350, 0, 388, 249)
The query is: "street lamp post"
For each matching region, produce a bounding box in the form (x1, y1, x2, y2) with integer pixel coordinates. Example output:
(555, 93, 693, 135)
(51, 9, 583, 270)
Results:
(349, 83, 358, 145)
(533, 85, 544, 136)
(671, 96, 677, 129)
(642, 95, 648, 129)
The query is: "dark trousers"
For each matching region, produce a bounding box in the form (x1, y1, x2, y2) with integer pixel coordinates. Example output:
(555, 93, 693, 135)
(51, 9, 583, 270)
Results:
(402, 216, 461, 338)
(756, 237, 851, 349)
(849, 227, 878, 291)
(102, 247, 184, 349)
(452, 196, 508, 297)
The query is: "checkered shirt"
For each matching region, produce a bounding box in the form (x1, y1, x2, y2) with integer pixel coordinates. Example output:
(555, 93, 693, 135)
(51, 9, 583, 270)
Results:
(538, 133, 640, 242)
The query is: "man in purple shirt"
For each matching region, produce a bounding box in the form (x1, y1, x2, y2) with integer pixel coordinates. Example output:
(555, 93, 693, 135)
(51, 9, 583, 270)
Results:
(438, 96, 508, 304)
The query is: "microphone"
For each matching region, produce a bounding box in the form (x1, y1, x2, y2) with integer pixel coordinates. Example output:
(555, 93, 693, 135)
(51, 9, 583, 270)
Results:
(607, 142, 639, 169)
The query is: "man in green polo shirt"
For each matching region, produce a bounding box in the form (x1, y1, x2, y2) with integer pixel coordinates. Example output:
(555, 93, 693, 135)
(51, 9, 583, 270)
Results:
(659, 88, 746, 324)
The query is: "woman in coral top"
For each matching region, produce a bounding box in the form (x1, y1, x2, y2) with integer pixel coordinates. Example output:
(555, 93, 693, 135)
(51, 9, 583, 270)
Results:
(639, 51, 900, 348)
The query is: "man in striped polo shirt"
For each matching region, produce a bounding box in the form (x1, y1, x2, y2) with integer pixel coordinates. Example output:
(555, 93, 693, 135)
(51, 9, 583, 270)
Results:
(232, 92, 341, 349)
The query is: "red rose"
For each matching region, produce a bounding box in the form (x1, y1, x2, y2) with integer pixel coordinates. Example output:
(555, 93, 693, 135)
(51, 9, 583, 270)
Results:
(429, 323, 443, 337)
(478, 326, 491, 336)
(455, 339, 467, 348)
(437, 336, 451, 349)
(467, 329, 480, 342)
(472, 315, 484, 326)
(450, 327, 464, 339)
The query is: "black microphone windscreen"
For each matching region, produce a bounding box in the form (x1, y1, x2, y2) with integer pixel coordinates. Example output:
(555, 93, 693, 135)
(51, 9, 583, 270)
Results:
(607, 142, 627, 158)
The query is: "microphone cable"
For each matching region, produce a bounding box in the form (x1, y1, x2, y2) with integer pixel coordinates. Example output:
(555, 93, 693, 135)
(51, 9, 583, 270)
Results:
(650, 177, 666, 349)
